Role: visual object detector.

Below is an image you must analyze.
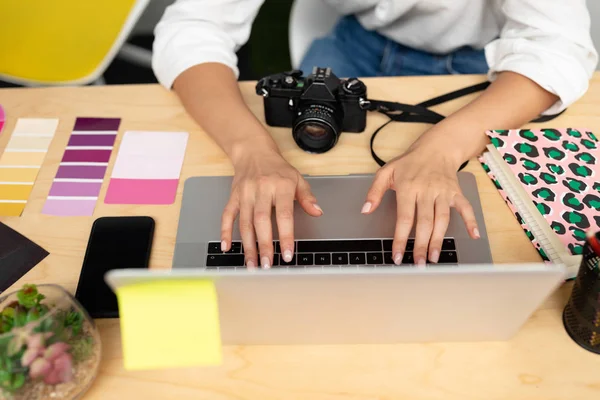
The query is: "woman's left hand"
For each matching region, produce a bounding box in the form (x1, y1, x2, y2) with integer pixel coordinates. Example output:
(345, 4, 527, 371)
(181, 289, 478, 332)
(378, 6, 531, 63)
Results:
(362, 141, 481, 266)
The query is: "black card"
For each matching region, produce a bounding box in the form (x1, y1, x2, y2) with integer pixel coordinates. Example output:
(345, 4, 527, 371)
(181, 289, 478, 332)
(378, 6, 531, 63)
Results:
(0, 222, 49, 293)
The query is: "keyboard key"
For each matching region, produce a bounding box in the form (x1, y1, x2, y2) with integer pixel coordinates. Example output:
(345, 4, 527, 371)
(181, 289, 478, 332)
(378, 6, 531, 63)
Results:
(349, 253, 366, 265)
(332, 253, 349, 265)
(402, 253, 414, 265)
(207, 241, 241, 254)
(280, 254, 296, 266)
(315, 253, 331, 265)
(442, 238, 456, 251)
(298, 254, 314, 265)
(208, 242, 221, 254)
(206, 254, 245, 267)
(273, 241, 296, 254)
(438, 251, 458, 264)
(367, 252, 384, 265)
(272, 254, 280, 266)
(383, 252, 394, 265)
(297, 240, 382, 253)
(383, 239, 414, 252)
(243, 242, 281, 253)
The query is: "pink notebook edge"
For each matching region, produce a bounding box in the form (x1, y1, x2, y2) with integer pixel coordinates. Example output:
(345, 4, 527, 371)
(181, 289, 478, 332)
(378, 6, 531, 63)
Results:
(478, 156, 552, 264)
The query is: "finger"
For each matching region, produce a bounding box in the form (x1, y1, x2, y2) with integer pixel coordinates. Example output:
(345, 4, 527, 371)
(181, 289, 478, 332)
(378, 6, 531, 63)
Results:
(363, 168, 391, 214)
(254, 189, 275, 269)
(413, 193, 435, 266)
(453, 195, 480, 239)
(220, 197, 239, 252)
(428, 196, 451, 263)
(276, 186, 296, 263)
(296, 177, 322, 216)
(239, 194, 258, 269)
(393, 188, 416, 265)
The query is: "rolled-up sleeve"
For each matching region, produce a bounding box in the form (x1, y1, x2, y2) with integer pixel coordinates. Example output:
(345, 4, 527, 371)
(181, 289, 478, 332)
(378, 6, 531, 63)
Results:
(152, 0, 264, 88)
(485, 0, 598, 114)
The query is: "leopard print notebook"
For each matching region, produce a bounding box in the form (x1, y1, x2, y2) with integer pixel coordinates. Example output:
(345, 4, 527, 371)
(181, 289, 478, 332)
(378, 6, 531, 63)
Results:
(480, 128, 599, 279)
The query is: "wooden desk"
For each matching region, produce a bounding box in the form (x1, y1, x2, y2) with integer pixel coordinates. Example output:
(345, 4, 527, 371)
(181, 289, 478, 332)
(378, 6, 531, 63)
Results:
(1, 75, 600, 399)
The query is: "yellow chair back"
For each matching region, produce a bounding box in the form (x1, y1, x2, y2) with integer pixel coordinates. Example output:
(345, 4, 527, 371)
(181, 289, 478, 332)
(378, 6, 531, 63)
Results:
(0, 0, 149, 85)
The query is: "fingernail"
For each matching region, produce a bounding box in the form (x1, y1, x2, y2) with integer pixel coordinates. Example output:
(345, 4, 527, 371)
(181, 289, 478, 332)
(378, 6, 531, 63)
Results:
(430, 250, 439, 263)
(417, 257, 426, 266)
(361, 202, 372, 214)
(246, 260, 256, 269)
(261, 256, 271, 269)
(394, 253, 403, 265)
(283, 250, 293, 262)
(473, 228, 480, 239)
(313, 204, 323, 214)
(221, 240, 227, 252)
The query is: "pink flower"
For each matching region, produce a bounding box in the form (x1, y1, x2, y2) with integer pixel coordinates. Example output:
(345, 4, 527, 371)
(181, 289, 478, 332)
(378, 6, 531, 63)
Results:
(26, 332, 52, 351)
(29, 358, 51, 379)
(44, 342, 70, 362)
(43, 353, 73, 385)
(21, 347, 42, 367)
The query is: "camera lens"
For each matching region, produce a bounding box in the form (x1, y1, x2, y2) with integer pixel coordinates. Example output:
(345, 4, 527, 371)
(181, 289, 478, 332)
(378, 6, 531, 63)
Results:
(292, 104, 341, 153)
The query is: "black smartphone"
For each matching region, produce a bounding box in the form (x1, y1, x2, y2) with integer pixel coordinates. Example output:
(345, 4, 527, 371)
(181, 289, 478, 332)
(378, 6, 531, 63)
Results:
(75, 216, 155, 318)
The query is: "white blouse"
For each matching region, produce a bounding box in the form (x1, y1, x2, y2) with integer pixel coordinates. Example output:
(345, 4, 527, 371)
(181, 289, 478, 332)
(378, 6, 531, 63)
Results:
(153, 0, 598, 114)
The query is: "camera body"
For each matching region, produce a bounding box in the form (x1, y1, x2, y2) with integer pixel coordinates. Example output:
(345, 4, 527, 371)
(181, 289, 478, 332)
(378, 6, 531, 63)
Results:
(256, 67, 368, 153)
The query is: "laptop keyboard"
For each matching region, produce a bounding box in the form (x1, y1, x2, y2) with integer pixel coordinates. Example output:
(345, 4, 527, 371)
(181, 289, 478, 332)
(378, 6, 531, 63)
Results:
(205, 238, 458, 269)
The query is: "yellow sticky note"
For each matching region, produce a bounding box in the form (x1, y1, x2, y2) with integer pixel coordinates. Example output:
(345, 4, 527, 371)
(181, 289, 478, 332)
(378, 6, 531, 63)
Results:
(116, 279, 222, 370)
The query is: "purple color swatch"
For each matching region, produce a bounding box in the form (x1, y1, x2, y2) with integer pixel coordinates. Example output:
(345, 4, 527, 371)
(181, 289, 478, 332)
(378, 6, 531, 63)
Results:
(42, 117, 121, 216)
(62, 149, 112, 163)
(73, 117, 121, 131)
(42, 199, 97, 216)
(48, 182, 103, 197)
(55, 165, 108, 179)
(67, 134, 117, 147)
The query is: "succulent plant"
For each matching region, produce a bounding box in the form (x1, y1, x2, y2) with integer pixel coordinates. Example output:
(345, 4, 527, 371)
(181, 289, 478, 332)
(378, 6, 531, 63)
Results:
(23, 341, 73, 385)
(16, 285, 45, 310)
(0, 284, 87, 393)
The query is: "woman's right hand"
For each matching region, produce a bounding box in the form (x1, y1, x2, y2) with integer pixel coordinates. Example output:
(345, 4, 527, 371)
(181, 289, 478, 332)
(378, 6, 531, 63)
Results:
(220, 148, 323, 269)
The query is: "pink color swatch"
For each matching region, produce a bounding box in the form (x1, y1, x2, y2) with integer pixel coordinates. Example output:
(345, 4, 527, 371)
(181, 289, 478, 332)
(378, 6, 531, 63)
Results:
(42, 199, 97, 216)
(48, 181, 103, 197)
(42, 117, 120, 216)
(0, 104, 5, 135)
(104, 179, 180, 204)
(104, 131, 188, 205)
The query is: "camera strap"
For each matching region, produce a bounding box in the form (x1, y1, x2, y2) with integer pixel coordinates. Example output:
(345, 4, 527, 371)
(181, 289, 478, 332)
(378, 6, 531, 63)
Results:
(362, 81, 565, 171)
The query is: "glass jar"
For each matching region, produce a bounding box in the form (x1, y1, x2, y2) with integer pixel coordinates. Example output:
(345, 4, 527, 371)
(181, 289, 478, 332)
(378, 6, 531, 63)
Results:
(0, 284, 101, 400)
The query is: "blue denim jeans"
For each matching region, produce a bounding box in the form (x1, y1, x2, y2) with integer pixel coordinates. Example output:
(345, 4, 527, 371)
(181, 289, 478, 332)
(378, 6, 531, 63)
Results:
(299, 16, 489, 77)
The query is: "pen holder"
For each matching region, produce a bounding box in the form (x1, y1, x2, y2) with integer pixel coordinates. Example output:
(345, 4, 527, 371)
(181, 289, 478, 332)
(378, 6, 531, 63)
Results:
(563, 232, 600, 354)
(0, 284, 101, 400)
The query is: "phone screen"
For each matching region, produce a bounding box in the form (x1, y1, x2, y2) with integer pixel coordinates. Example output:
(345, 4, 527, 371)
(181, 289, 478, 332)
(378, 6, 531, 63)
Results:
(75, 216, 154, 318)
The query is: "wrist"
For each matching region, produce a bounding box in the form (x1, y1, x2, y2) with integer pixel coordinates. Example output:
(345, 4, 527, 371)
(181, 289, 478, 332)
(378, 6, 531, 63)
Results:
(408, 130, 469, 170)
(410, 118, 490, 168)
(229, 134, 280, 167)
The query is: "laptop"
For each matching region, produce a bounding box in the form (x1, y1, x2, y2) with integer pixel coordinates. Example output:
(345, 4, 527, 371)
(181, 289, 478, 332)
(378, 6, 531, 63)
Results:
(105, 173, 566, 344)
(173, 173, 493, 268)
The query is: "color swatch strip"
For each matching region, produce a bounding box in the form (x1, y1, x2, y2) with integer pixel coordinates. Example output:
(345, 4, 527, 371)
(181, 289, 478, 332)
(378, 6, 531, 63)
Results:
(42, 117, 120, 216)
(0, 118, 59, 216)
(105, 131, 188, 205)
